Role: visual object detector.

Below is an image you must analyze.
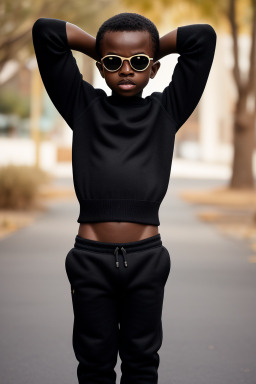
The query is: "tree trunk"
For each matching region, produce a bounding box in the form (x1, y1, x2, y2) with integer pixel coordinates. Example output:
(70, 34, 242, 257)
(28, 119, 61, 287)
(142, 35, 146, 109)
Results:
(229, 95, 255, 188)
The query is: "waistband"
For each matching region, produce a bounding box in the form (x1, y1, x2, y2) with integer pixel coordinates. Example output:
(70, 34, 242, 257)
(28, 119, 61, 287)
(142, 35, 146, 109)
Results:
(74, 233, 162, 269)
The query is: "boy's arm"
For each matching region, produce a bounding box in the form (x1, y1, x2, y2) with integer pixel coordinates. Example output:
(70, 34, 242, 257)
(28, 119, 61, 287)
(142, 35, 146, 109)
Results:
(32, 18, 105, 129)
(155, 24, 217, 133)
(156, 28, 178, 60)
(66, 22, 100, 61)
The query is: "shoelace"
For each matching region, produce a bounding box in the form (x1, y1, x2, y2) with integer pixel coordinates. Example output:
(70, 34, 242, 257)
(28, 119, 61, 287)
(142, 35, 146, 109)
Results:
(114, 246, 128, 268)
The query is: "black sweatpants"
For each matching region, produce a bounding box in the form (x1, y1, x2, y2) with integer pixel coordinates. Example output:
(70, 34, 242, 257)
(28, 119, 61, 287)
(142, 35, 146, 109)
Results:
(65, 233, 171, 384)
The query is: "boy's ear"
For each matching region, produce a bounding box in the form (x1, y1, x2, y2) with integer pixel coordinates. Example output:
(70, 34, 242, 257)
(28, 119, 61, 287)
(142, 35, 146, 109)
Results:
(150, 60, 161, 79)
(96, 61, 105, 78)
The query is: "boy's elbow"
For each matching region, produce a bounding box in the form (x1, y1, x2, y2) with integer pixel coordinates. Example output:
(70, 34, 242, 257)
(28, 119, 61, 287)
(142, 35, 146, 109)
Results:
(201, 24, 217, 44)
(32, 18, 51, 40)
(32, 18, 46, 33)
(192, 24, 217, 54)
(177, 23, 217, 54)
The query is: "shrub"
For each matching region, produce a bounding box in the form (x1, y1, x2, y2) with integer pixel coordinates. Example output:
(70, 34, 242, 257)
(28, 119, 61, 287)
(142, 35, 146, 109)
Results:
(0, 165, 51, 209)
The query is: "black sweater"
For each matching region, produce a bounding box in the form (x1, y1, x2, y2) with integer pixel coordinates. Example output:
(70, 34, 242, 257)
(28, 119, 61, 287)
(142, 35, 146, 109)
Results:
(32, 18, 216, 226)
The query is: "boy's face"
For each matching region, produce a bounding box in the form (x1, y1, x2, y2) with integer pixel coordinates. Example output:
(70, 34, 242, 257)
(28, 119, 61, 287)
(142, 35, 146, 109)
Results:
(96, 30, 160, 97)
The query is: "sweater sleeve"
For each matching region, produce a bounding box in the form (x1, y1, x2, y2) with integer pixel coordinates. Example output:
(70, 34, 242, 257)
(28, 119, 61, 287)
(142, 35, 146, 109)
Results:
(159, 24, 217, 133)
(32, 18, 106, 129)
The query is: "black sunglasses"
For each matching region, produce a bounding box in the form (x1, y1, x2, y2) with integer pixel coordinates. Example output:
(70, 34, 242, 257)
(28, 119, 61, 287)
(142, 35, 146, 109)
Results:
(97, 54, 154, 72)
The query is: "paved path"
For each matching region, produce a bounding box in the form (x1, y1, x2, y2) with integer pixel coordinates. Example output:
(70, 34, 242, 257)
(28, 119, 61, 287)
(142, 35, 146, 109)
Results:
(0, 177, 255, 384)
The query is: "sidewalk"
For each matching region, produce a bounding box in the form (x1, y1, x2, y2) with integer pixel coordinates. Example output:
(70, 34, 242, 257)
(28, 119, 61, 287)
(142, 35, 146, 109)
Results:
(0, 178, 255, 384)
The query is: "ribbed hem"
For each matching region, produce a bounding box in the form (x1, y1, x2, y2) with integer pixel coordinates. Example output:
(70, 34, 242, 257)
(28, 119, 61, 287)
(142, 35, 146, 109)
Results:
(77, 199, 161, 226)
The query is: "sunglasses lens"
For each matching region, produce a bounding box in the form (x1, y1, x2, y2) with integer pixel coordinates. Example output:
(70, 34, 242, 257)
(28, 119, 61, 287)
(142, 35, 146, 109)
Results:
(103, 56, 122, 71)
(131, 55, 149, 70)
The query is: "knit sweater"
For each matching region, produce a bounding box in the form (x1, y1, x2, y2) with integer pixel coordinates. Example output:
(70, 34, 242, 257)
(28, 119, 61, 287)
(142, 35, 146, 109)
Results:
(32, 18, 217, 226)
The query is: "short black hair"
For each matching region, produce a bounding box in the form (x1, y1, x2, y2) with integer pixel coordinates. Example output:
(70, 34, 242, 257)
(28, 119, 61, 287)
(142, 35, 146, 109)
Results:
(96, 12, 159, 61)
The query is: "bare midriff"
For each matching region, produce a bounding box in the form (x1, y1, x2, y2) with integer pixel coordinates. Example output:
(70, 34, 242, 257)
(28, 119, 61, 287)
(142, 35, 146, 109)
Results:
(78, 222, 159, 243)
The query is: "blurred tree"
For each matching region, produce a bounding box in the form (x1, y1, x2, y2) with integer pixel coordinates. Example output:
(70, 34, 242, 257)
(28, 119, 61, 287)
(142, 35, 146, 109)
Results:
(0, 0, 122, 169)
(0, 89, 30, 117)
(0, 0, 120, 74)
(122, 0, 256, 189)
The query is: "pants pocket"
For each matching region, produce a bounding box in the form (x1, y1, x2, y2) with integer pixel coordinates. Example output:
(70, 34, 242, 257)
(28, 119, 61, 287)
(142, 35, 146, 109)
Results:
(65, 248, 74, 284)
(162, 246, 171, 283)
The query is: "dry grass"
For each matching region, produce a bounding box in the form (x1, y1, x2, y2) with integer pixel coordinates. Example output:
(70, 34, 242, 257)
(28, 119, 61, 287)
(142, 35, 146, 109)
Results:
(0, 206, 46, 240)
(38, 184, 76, 200)
(0, 177, 76, 240)
(180, 186, 256, 208)
(0, 165, 51, 209)
(179, 186, 256, 259)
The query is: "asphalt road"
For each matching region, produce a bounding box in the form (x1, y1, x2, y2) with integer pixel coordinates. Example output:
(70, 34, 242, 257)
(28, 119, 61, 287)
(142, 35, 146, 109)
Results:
(0, 177, 255, 384)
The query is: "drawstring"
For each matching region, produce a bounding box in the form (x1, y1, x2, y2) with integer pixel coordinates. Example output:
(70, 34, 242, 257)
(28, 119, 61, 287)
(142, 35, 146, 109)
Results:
(121, 247, 128, 268)
(114, 247, 119, 268)
(114, 246, 128, 268)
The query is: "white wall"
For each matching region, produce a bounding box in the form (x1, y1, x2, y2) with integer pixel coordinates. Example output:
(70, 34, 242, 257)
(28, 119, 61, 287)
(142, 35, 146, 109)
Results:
(0, 138, 57, 172)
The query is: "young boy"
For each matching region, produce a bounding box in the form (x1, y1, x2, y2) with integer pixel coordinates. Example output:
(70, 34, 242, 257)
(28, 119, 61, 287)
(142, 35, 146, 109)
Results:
(32, 12, 216, 384)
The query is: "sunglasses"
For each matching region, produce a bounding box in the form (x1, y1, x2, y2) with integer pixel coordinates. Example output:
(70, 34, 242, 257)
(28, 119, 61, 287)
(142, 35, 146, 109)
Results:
(98, 54, 154, 72)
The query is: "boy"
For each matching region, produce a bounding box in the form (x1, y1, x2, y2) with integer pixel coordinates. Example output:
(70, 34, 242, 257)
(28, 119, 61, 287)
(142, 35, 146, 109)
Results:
(32, 12, 216, 384)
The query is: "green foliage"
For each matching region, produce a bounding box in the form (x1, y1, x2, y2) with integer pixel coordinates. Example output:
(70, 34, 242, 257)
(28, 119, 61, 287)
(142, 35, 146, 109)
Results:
(0, 164, 51, 209)
(0, 90, 30, 118)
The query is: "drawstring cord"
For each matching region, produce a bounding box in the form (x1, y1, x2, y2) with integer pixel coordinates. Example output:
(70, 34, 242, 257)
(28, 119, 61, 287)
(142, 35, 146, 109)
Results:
(114, 247, 119, 268)
(114, 246, 128, 268)
(121, 247, 128, 268)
